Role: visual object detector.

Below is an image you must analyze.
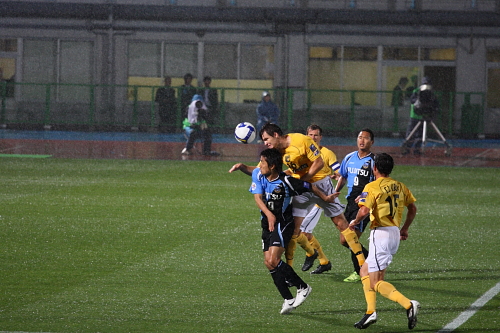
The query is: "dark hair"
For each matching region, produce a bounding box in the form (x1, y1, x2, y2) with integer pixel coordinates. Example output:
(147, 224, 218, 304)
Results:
(260, 123, 283, 140)
(359, 128, 375, 141)
(306, 124, 322, 135)
(203, 76, 211, 82)
(184, 73, 193, 80)
(260, 148, 283, 172)
(374, 153, 394, 176)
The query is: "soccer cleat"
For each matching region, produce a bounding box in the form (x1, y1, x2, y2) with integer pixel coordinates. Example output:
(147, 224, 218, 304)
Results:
(181, 148, 192, 155)
(311, 261, 332, 274)
(407, 300, 420, 329)
(354, 312, 377, 329)
(343, 271, 361, 282)
(203, 151, 220, 156)
(293, 284, 312, 308)
(301, 249, 318, 271)
(280, 298, 295, 315)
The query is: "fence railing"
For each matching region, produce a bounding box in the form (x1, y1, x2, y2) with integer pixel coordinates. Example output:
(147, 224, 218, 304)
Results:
(0, 81, 485, 137)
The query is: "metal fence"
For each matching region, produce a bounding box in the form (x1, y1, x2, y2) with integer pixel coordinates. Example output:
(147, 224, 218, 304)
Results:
(0, 81, 485, 137)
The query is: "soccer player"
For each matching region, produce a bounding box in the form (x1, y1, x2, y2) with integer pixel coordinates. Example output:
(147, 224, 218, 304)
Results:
(349, 153, 419, 330)
(336, 129, 375, 282)
(230, 123, 366, 272)
(250, 148, 338, 314)
(293, 124, 341, 274)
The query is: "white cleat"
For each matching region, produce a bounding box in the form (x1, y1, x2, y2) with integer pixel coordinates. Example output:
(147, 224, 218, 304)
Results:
(294, 284, 312, 308)
(280, 298, 295, 315)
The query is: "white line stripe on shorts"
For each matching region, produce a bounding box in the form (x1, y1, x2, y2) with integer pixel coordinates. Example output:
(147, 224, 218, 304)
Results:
(437, 281, 500, 333)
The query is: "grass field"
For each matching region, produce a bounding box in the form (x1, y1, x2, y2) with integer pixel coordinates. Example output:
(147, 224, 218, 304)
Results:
(1, 157, 499, 333)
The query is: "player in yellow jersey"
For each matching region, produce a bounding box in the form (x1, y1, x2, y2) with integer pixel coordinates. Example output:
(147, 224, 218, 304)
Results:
(230, 123, 366, 272)
(293, 124, 341, 274)
(349, 153, 420, 330)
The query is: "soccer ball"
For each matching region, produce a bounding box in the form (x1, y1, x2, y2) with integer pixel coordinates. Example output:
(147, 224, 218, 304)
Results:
(234, 122, 256, 144)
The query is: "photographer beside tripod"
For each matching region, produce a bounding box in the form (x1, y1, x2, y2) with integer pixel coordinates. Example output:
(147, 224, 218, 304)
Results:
(401, 76, 440, 156)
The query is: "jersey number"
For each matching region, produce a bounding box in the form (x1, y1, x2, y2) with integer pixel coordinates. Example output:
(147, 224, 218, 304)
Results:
(267, 201, 275, 211)
(385, 194, 399, 217)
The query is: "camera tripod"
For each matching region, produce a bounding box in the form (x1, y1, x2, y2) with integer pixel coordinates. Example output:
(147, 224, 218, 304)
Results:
(401, 118, 452, 156)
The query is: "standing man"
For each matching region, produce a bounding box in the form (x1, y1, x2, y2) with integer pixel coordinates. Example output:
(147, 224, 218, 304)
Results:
(199, 76, 219, 129)
(349, 153, 419, 330)
(249, 148, 338, 314)
(180, 73, 196, 116)
(293, 124, 341, 274)
(229, 123, 366, 272)
(155, 76, 177, 132)
(336, 129, 375, 282)
(256, 91, 280, 139)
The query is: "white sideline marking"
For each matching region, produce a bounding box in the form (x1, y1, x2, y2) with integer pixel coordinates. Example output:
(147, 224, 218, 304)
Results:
(437, 281, 500, 332)
(458, 148, 491, 167)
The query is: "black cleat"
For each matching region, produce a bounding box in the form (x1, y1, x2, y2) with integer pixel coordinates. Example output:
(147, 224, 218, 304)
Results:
(354, 312, 377, 329)
(310, 261, 332, 274)
(301, 250, 318, 271)
(407, 300, 420, 329)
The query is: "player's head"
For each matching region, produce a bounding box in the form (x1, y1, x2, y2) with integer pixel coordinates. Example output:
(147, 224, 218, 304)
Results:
(357, 128, 374, 152)
(374, 153, 394, 176)
(260, 123, 284, 149)
(306, 124, 323, 144)
(260, 148, 283, 174)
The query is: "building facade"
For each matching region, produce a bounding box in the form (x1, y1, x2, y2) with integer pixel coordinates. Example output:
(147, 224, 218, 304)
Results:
(1, 0, 499, 136)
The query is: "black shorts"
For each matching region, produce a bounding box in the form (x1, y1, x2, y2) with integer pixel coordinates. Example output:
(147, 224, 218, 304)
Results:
(344, 199, 370, 233)
(262, 220, 294, 252)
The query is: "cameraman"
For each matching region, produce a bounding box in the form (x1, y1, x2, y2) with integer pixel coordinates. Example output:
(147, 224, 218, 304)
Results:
(402, 77, 439, 156)
(181, 95, 220, 156)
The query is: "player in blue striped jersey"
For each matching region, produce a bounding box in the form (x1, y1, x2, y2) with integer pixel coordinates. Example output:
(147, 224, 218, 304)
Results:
(336, 129, 375, 282)
(249, 148, 338, 314)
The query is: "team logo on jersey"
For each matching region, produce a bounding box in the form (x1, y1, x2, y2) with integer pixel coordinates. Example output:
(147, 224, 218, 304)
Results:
(359, 191, 368, 203)
(309, 144, 320, 156)
(303, 182, 311, 189)
(251, 182, 257, 191)
(362, 161, 371, 169)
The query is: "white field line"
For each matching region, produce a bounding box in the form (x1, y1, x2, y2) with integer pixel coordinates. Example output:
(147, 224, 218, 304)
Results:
(0, 145, 25, 153)
(437, 281, 500, 333)
(458, 148, 492, 167)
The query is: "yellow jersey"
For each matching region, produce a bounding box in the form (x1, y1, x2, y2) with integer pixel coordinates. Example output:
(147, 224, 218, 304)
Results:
(283, 133, 331, 183)
(320, 146, 340, 175)
(358, 177, 416, 228)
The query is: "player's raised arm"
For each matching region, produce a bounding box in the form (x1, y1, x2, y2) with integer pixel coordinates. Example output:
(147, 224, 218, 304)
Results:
(228, 163, 256, 176)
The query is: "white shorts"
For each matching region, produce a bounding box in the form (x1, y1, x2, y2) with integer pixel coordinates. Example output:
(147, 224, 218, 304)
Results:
(292, 176, 345, 218)
(366, 226, 400, 273)
(300, 205, 323, 233)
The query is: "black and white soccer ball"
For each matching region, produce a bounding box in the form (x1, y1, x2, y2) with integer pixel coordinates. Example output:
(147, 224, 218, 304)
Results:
(234, 122, 256, 144)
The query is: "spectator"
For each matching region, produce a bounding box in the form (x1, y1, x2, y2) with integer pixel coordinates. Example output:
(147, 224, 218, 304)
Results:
(256, 91, 280, 140)
(181, 94, 220, 156)
(155, 76, 177, 132)
(180, 73, 196, 117)
(199, 76, 219, 129)
(391, 77, 408, 107)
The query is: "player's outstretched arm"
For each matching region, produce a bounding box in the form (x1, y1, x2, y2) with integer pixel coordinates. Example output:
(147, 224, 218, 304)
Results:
(228, 163, 256, 176)
(349, 206, 370, 231)
(311, 184, 339, 203)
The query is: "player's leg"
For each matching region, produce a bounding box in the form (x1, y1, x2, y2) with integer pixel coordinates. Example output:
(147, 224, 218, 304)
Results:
(301, 206, 331, 273)
(299, 205, 323, 271)
(333, 214, 365, 267)
(354, 263, 378, 329)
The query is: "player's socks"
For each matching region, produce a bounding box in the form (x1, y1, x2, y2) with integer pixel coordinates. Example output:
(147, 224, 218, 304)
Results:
(285, 235, 298, 267)
(361, 275, 377, 314)
(280, 260, 308, 289)
(296, 233, 315, 256)
(375, 280, 412, 309)
(270, 261, 294, 300)
(340, 228, 365, 266)
(351, 245, 368, 274)
(309, 235, 329, 265)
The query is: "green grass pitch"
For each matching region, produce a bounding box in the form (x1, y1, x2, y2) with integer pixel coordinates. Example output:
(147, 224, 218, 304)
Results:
(0, 157, 499, 332)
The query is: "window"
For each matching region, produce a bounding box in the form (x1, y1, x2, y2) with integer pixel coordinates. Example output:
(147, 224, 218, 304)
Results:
(240, 44, 274, 80)
(129, 42, 161, 77)
(0, 39, 17, 52)
(204, 44, 237, 79)
(383, 47, 419, 61)
(487, 49, 500, 63)
(164, 43, 197, 78)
